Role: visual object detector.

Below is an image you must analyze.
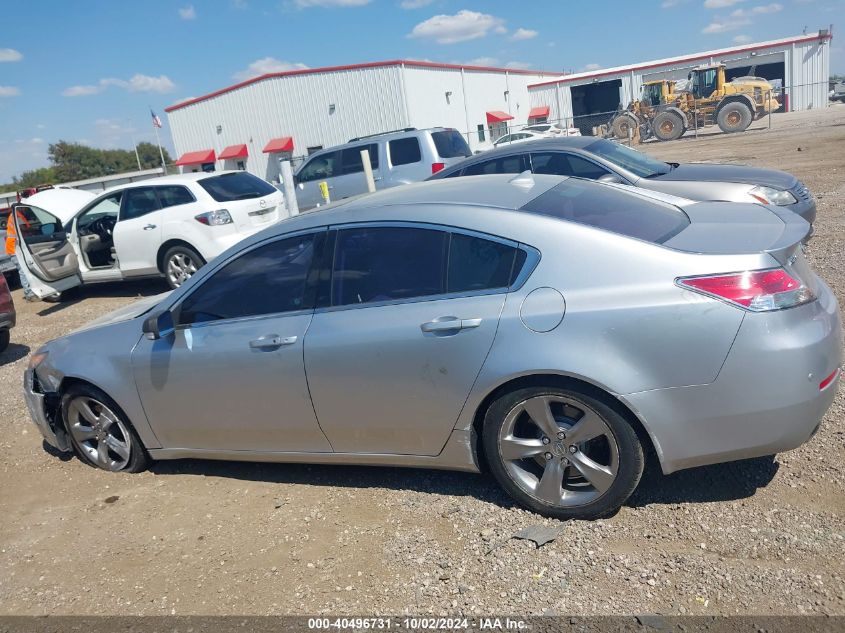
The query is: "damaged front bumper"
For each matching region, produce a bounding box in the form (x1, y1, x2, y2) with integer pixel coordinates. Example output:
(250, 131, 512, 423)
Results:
(23, 369, 70, 452)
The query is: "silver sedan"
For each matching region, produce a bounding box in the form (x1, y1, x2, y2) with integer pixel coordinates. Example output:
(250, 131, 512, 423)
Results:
(24, 174, 841, 519)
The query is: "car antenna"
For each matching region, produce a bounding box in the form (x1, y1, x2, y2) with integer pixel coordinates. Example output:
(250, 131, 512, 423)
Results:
(508, 170, 535, 190)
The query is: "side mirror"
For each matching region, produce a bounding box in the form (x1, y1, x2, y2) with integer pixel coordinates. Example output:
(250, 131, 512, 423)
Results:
(142, 310, 175, 340)
(598, 174, 623, 184)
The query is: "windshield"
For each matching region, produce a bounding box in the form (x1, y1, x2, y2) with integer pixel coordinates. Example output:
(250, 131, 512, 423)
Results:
(198, 172, 276, 202)
(520, 179, 690, 244)
(584, 139, 671, 179)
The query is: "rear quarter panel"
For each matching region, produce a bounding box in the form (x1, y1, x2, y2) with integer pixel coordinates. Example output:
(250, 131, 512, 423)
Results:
(454, 218, 772, 433)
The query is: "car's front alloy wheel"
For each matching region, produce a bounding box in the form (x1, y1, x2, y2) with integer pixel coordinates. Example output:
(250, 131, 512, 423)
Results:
(62, 384, 149, 473)
(164, 245, 204, 289)
(483, 386, 644, 520)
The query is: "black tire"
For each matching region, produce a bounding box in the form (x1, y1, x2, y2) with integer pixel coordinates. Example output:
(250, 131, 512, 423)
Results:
(162, 244, 205, 290)
(0, 329, 9, 354)
(611, 114, 638, 140)
(651, 111, 685, 141)
(717, 102, 753, 133)
(61, 383, 150, 473)
(482, 385, 644, 520)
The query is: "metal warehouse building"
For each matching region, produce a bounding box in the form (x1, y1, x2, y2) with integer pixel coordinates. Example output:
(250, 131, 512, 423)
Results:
(529, 30, 832, 132)
(164, 61, 557, 182)
(165, 29, 832, 181)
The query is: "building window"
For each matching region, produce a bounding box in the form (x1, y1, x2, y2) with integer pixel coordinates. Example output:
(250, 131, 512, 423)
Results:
(488, 122, 508, 142)
(477, 124, 486, 142)
(236, 160, 246, 170)
(201, 162, 216, 173)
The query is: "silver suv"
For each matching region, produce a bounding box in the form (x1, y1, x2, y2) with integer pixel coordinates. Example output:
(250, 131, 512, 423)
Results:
(293, 127, 471, 210)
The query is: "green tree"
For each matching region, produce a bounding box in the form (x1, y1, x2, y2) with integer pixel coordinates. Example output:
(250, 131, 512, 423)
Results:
(48, 141, 172, 182)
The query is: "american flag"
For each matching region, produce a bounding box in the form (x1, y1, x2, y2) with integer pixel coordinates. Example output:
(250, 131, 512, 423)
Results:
(150, 109, 162, 129)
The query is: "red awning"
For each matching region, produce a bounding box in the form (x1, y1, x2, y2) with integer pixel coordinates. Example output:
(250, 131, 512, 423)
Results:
(528, 105, 550, 119)
(263, 137, 294, 153)
(486, 110, 514, 124)
(218, 144, 248, 160)
(174, 149, 216, 166)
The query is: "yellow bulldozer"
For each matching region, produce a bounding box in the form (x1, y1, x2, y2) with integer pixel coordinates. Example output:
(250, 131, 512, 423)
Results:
(609, 79, 683, 140)
(610, 63, 779, 142)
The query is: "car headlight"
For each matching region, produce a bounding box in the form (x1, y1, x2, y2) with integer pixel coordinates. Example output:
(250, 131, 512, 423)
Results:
(749, 186, 798, 206)
(28, 350, 48, 371)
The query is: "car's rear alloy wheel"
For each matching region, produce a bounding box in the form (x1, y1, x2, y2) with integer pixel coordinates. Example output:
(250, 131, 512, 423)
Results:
(62, 384, 149, 473)
(164, 245, 204, 289)
(483, 386, 644, 520)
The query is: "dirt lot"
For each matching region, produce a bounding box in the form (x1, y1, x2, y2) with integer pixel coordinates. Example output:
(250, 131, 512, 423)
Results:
(1, 106, 844, 617)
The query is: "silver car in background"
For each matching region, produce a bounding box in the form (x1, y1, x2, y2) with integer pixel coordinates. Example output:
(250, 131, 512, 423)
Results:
(294, 127, 471, 210)
(429, 137, 817, 228)
(24, 175, 841, 519)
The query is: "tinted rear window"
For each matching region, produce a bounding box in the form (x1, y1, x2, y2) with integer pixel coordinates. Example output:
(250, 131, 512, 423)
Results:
(520, 180, 690, 244)
(198, 172, 276, 202)
(431, 130, 471, 158)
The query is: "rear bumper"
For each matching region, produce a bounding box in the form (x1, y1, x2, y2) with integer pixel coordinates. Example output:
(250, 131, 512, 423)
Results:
(624, 279, 842, 474)
(23, 369, 70, 452)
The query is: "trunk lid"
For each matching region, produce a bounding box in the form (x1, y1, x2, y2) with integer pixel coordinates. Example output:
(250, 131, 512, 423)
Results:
(224, 193, 284, 232)
(654, 163, 798, 190)
(665, 201, 811, 262)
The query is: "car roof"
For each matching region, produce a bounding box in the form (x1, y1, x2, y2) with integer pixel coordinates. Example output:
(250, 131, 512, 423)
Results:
(298, 127, 460, 165)
(98, 170, 242, 195)
(17, 187, 96, 223)
(433, 137, 600, 177)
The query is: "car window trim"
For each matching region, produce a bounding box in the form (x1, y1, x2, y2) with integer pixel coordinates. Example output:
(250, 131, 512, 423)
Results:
(317, 220, 538, 314)
(171, 227, 328, 330)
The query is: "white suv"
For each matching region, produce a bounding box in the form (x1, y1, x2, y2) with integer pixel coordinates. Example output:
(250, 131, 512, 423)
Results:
(13, 172, 287, 298)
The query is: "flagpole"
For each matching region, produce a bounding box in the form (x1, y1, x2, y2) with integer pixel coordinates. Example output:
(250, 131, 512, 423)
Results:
(153, 125, 167, 173)
(128, 122, 142, 171)
(150, 106, 167, 174)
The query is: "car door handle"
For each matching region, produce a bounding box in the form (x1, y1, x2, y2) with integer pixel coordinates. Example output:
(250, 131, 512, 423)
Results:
(249, 335, 297, 349)
(143, 224, 157, 230)
(421, 317, 482, 333)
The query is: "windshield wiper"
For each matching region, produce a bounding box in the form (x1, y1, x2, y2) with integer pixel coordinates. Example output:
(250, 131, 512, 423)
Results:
(234, 191, 261, 199)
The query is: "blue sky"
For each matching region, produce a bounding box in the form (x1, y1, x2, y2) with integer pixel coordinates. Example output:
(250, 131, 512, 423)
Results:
(0, 0, 842, 182)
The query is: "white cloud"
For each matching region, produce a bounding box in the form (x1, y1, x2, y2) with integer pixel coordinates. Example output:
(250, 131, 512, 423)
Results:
(505, 61, 532, 70)
(0, 86, 21, 97)
(731, 2, 782, 16)
(509, 27, 538, 41)
(0, 48, 22, 62)
(62, 84, 102, 96)
(125, 74, 176, 93)
(582, 63, 602, 71)
(399, 0, 434, 7)
(661, 0, 687, 7)
(702, 18, 750, 33)
(179, 4, 197, 19)
(704, 0, 745, 7)
(233, 57, 309, 81)
(733, 34, 753, 43)
(62, 74, 175, 97)
(293, 0, 371, 6)
(409, 10, 506, 44)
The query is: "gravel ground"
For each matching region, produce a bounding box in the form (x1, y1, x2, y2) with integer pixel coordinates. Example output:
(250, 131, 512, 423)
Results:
(1, 106, 843, 617)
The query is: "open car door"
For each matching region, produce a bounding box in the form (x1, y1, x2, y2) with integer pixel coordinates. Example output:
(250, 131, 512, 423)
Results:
(12, 202, 82, 299)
